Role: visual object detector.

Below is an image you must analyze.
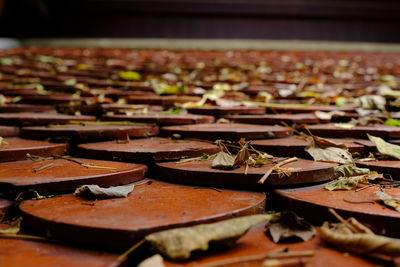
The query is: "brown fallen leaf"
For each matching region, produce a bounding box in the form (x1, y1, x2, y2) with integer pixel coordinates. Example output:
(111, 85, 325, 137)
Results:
(211, 151, 236, 170)
(324, 173, 383, 191)
(368, 134, 400, 160)
(74, 184, 135, 199)
(266, 211, 316, 243)
(320, 219, 400, 257)
(145, 214, 274, 260)
(305, 135, 353, 164)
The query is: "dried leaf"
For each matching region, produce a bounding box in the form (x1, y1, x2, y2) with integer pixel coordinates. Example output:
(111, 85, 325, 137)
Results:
(137, 254, 165, 267)
(234, 144, 250, 166)
(375, 191, 400, 213)
(212, 151, 235, 170)
(64, 78, 77, 86)
(75, 184, 134, 199)
(145, 214, 274, 260)
(0, 136, 7, 146)
(305, 135, 353, 164)
(314, 111, 345, 120)
(333, 164, 370, 177)
(354, 95, 386, 111)
(368, 134, 400, 159)
(119, 71, 141, 81)
(323, 173, 382, 191)
(334, 123, 354, 129)
(320, 219, 400, 257)
(266, 211, 315, 243)
(0, 218, 21, 234)
(385, 118, 400, 127)
(155, 84, 187, 95)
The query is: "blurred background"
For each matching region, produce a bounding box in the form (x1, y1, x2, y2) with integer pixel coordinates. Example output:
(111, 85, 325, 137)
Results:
(1, 0, 400, 48)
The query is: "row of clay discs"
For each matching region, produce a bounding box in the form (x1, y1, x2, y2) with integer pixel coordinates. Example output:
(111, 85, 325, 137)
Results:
(1, 48, 400, 266)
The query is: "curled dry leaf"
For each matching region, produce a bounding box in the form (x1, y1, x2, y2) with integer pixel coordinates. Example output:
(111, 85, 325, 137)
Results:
(266, 211, 316, 243)
(320, 219, 400, 257)
(324, 173, 382, 191)
(375, 191, 400, 213)
(305, 135, 353, 164)
(145, 214, 274, 260)
(0, 218, 21, 234)
(137, 254, 165, 267)
(234, 143, 250, 166)
(368, 134, 400, 160)
(74, 184, 135, 199)
(212, 151, 235, 170)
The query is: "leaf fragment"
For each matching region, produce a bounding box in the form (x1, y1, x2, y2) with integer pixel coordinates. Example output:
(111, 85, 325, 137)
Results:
(119, 71, 141, 81)
(375, 191, 400, 213)
(368, 134, 400, 159)
(0, 218, 21, 234)
(305, 135, 353, 164)
(75, 184, 134, 199)
(266, 211, 316, 243)
(354, 95, 386, 111)
(145, 214, 274, 260)
(333, 164, 370, 177)
(384, 118, 400, 127)
(212, 151, 235, 170)
(314, 111, 345, 120)
(324, 173, 382, 191)
(0, 136, 7, 146)
(137, 254, 165, 267)
(333, 123, 354, 129)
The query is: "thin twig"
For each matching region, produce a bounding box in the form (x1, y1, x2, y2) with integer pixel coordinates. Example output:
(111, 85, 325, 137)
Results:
(34, 163, 55, 173)
(328, 208, 360, 234)
(195, 248, 314, 267)
(258, 157, 298, 184)
(355, 184, 377, 192)
(0, 233, 46, 241)
(117, 239, 145, 262)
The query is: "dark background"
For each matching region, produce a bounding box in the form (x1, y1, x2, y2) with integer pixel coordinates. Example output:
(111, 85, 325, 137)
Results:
(2, 0, 400, 42)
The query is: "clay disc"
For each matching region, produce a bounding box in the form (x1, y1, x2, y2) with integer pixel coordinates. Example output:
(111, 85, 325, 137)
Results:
(0, 137, 68, 162)
(0, 126, 19, 137)
(0, 158, 147, 195)
(76, 137, 219, 162)
(103, 113, 215, 126)
(0, 113, 96, 126)
(155, 158, 337, 186)
(307, 123, 400, 139)
(187, 106, 265, 115)
(356, 160, 400, 178)
(223, 113, 328, 125)
(0, 104, 54, 113)
(20, 179, 266, 247)
(20, 123, 159, 142)
(164, 226, 381, 267)
(274, 184, 400, 237)
(252, 136, 374, 158)
(161, 123, 292, 140)
(0, 235, 123, 267)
